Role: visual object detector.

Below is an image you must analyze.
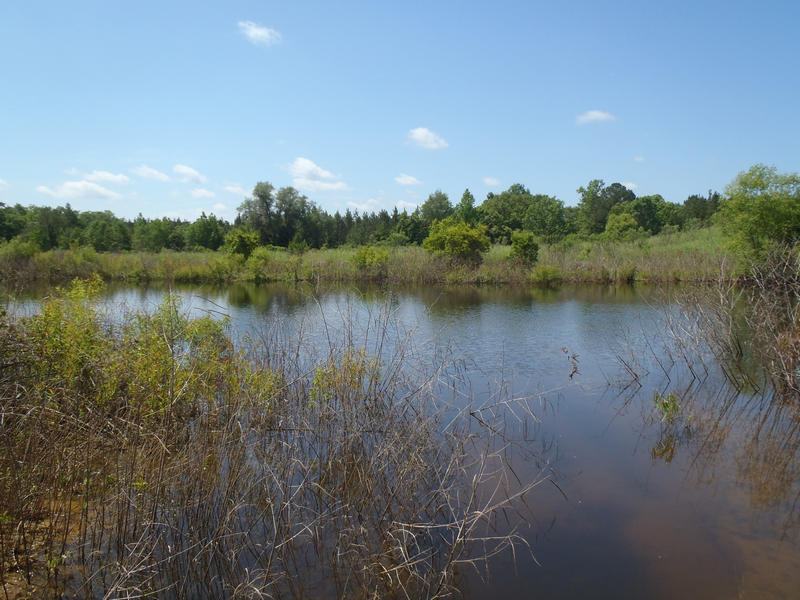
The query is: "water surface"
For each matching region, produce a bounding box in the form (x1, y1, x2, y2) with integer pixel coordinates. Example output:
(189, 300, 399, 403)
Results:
(17, 281, 800, 598)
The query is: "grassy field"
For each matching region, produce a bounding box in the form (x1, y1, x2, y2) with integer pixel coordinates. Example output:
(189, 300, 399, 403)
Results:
(0, 226, 742, 289)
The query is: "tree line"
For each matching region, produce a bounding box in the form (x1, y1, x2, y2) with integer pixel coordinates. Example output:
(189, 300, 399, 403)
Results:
(0, 178, 724, 254)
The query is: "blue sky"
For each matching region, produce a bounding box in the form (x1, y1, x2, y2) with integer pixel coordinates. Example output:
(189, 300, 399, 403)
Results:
(1, 0, 798, 221)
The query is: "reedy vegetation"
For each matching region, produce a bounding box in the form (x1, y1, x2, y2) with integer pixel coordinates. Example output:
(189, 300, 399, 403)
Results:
(0, 278, 541, 598)
(0, 227, 739, 288)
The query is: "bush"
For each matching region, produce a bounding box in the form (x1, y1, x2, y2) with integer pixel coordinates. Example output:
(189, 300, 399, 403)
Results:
(288, 232, 309, 255)
(225, 228, 260, 259)
(604, 212, 643, 241)
(423, 218, 490, 264)
(245, 246, 274, 281)
(509, 231, 539, 264)
(0, 237, 38, 261)
(530, 264, 563, 285)
(381, 231, 410, 247)
(352, 245, 389, 276)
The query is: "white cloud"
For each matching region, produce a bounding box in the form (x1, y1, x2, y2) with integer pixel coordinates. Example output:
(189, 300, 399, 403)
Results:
(85, 170, 131, 184)
(483, 177, 500, 187)
(396, 199, 419, 212)
(407, 127, 448, 149)
(174, 164, 208, 184)
(132, 164, 171, 182)
(634, 156, 645, 163)
(295, 179, 349, 192)
(191, 188, 215, 198)
(395, 173, 422, 186)
(0, 178, 7, 188)
(622, 182, 637, 191)
(576, 110, 616, 124)
(289, 157, 349, 192)
(238, 21, 282, 46)
(36, 180, 121, 201)
(212, 203, 228, 213)
(347, 198, 379, 212)
(224, 184, 250, 197)
(289, 157, 336, 181)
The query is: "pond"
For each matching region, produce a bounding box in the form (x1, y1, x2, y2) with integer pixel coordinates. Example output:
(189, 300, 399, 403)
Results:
(7, 281, 800, 598)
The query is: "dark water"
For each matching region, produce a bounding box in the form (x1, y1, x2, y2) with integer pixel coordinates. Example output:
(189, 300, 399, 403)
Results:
(11, 282, 800, 598)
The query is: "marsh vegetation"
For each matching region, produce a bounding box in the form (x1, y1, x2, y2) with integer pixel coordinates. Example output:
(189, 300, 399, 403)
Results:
(0, 278, 547, 598)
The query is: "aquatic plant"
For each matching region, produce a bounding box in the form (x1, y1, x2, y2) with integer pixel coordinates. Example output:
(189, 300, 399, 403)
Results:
(0, 278, 541, 598)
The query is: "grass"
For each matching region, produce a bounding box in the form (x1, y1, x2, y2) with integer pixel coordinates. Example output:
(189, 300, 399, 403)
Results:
(0, 277, 541, 598)
(538, 227, 742, 283)
(0, 226, 742, 289)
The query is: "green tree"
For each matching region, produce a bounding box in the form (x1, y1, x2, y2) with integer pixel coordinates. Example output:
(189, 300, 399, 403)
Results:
(478, 183, 535, 243)
(454, 189, 479, 225)
(577, 180, 635, 235)
(225, 228, 259, 259)
(80, 211, 131, 251)
(604, 212, 641, 241)
(132, 216, 176, 252)
(187, 212, 226, 250)
(0, 203, 28, 242)
(684, 191, 720, 225)
(237, 182, 275, 245)
(628, 195, 663, 234)
(721, 164, 800, 254)
(523, 195, 567, 243)
(27, 206, 67, 250)
(420, 190, 453, 225)
(423, 217, 490, 264)
(274, 186, 311, 246)
(393, 211, 426, 245)
(657, 201, 685, 231)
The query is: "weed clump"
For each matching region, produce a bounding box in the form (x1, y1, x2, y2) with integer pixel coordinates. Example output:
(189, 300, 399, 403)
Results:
(0, 277, 538, 598)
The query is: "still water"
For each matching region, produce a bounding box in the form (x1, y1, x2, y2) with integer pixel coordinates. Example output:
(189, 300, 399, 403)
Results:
(37, 282, 800, 598)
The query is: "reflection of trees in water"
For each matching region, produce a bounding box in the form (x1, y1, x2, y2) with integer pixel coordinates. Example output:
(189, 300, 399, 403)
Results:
(395, 283, 667, 317)
(613, 278, 800, 543)
(636, 373, 800, 541)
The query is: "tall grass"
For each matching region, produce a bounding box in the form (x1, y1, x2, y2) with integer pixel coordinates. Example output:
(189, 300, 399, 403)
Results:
(0, 227, 740, 288)
(0, 277, 540, 598)
(537, 226, 742, 284)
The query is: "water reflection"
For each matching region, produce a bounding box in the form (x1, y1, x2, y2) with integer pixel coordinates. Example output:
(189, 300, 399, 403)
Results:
(18, 281, 800, 598)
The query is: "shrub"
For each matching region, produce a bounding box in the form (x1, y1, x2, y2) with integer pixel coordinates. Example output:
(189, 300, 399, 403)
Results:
(530, 264, 563, 285)
(423, 218, 490, 264)
(381, 231, 410, 247)
(225, 228, 260, 259)
(288, 232, 309, 255)
(352, 245, 389, 276)
(604, 212, 642, 241)
(0, 237, 38, 261)
(246, 246, 274, 281)
(509, 231, 539, 264)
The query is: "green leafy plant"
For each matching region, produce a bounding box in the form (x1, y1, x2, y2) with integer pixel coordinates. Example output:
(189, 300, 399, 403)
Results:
(530, 264, 563, 285)
(423, 218, 490, 264)
(509, 230, 539, 264)
(721, 164, 800, 257)
(654, 392, 681, 422)
(352, 245, 389, 276)
(225, 227, 260, 259)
